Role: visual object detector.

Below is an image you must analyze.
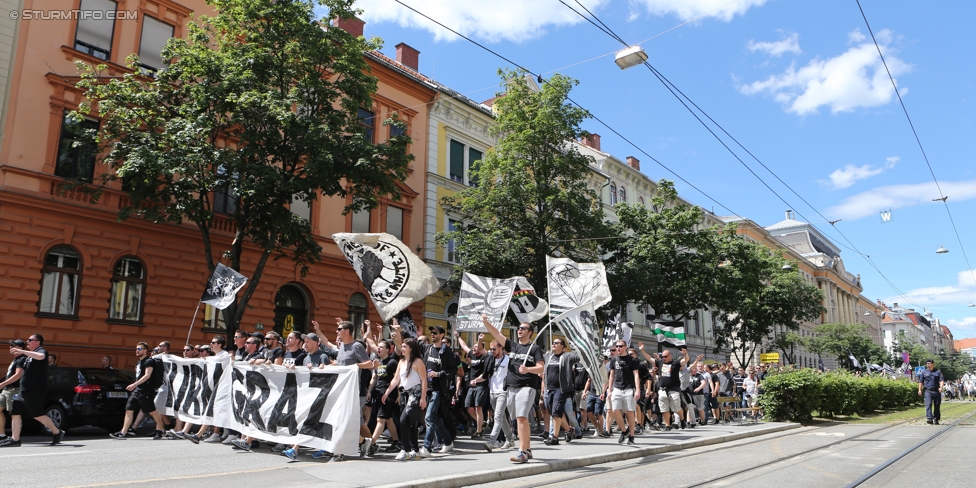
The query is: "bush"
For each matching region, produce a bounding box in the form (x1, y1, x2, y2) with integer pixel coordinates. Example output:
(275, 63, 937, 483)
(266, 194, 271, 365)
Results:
(759, 369, 921, 422)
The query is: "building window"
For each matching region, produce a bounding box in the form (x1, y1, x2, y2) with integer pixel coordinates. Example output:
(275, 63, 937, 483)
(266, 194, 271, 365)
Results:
(609, 183, 617, 205)
(348, 292, 368, 326)
(386, 206, 403, 240)
(358, 108, 375, 143)
(290, 195, 311, 221)
(39, 246, 82, 317)
(202, 304, 226, 331)
(138, 16, 174, 75)
(351, 209, 370, 233)
(109, 257, 144, 323)
(447, 219, 460, 263)
(74, 0, 116, 60)
(449, 139, 465, 183)
(619, 186, 627, 203)
(468, 147, 483, 187)
(55, 113, 99, 181)
(213, 166, 238, 214)
(389, 123, 407, 138)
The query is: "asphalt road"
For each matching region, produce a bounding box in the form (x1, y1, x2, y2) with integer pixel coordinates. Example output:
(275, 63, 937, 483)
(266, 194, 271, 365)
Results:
(475, 417, 976, 488)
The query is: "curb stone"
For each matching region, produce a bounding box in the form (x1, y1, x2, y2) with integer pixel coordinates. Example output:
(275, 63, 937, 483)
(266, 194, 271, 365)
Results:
(373, 422, 801, 488)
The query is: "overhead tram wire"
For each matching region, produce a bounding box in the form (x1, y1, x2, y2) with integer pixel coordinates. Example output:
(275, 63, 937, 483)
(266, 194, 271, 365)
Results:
(558, 1, 928, 310)
(391, 0, 744, 222)
(854, 0, 976, 289)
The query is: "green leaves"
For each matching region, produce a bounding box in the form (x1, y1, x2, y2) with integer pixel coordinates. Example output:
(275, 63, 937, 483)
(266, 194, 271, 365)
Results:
(75, 0, 411, 333)
(437, 70, 608, 300)
(804, 323, 888, 369)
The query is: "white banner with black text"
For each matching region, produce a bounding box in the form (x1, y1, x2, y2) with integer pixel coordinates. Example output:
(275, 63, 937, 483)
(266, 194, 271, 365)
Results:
(158, 356, 361, 455)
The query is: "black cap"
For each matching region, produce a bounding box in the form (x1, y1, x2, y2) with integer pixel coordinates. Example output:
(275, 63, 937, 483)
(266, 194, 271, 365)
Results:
(926, 359, 934, 364)
(9, 339, 26, 348)
(250, 332, 265, 340)
(302, 332, 320, 342)
(428, 325, 446, 334)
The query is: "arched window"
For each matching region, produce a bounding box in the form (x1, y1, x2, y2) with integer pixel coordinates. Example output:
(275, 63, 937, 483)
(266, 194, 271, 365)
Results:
(639, 197, 645, 207)
(39, 246, 82, 316)
(348, 292, 368, 327)
(609, 183, 617, 205)
(109, 257, 145, 323)
(619, 186, 627, 203)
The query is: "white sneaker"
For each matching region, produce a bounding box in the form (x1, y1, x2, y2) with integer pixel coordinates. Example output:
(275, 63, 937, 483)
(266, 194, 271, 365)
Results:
(407, 451, 418, 460)
(395, 450, 408, 461)
(418, 447, 432, 458)
(437, 443, 453, 454)
(221, 435, 235, 445)
(359, 438, 372, 458)
(501, 440, 514, 450)
(204, 433, 222, 443)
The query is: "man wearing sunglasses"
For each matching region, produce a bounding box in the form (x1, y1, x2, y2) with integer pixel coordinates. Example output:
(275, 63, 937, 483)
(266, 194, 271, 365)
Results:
(654, 348, 689, 431)
(542, 338, 582, 445)
(480, 315, 545, 464)
(111, 342, 167, 440)
(605, 341, 640, 445)
(1, 334, 65, 447)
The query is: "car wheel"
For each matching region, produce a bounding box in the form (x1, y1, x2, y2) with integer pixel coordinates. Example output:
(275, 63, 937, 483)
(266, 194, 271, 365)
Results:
(44, 404, 67, 433)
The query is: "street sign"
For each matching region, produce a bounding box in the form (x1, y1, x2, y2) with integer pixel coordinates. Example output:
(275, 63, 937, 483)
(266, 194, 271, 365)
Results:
(760, 353, 780, 363)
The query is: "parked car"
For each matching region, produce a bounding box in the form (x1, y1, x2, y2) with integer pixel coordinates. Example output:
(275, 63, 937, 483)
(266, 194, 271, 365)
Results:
(19, 367, 136, 434)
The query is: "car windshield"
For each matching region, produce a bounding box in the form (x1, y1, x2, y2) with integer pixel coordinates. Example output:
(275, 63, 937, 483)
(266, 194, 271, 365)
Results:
(79, 369, 133, 384)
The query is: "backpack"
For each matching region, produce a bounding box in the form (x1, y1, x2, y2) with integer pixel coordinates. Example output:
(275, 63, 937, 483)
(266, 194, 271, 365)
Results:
(148, 357, 165, 390)
(573, 364, 589, 391)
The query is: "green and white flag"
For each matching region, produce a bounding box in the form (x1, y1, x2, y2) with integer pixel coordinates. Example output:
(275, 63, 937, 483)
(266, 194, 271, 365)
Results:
(652, 320, 685, 347)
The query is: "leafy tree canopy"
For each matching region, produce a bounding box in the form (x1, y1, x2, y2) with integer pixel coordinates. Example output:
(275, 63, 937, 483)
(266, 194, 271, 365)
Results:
(803, 322, 889, 370)
(76, 0, 413, 336)
(437, 70, 609, 302)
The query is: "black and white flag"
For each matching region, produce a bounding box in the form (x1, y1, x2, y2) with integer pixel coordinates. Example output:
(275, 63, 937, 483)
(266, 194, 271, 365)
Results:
(553, 302, 605, 395)
(395, 309, 418, 339)
(546, 256, 612, 316)
(509, 276, 549, 323)
(456, 273, 518, 331)
(332, 233, 440, 322)
(201, 263, 248, 310)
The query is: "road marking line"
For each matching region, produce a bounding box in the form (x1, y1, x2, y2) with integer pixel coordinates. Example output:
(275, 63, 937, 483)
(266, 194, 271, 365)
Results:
(0, 450, 90, 459)
(64, 466, 287, 487)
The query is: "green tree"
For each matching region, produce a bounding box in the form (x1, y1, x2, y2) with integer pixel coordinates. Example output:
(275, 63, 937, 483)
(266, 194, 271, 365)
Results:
(76, 0, 412, 339)
(803, 323, 888, 370)
(602, 180, 720, 321)
(436, 70, 608, 300)
(710, 235, 825, 366)
(892, 331, 929, 369)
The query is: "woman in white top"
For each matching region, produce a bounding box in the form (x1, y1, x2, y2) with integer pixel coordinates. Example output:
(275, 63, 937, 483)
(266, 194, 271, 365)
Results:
(383, 338, 427, 460)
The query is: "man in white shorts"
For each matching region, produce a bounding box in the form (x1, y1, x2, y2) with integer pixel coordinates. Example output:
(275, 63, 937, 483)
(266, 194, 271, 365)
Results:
(604, 341, 640, 445)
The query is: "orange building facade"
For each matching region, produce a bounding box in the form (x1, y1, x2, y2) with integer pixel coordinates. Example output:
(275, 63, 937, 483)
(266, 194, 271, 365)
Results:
(0, 2, 434, 371)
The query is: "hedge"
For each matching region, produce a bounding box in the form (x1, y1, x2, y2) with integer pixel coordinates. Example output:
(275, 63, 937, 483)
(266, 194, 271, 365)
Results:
(758, 369, 920, 422)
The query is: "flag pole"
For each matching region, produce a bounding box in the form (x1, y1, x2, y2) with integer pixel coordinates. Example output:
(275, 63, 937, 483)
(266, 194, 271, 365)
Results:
(185, 301, 202, 346)
(523, 318, 556, 367)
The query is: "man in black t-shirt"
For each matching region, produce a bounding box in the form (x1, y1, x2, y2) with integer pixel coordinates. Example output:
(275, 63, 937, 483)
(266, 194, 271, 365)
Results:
(111, 342, 167, 440)
(280, 332, 307, 367)
(0, 340, 27, 442)
(604, 341, 640, 445)
(366, 339, 401, 456)
(1, 334, 64, 447)
(481, 315, 545, 464)
(458, 332, 489, 438)
(653, 348, 688, 431)
(419, 325, 456, 456)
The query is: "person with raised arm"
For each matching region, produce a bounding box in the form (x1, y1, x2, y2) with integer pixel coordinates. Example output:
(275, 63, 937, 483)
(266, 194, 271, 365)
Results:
(479, 314, 544, 464)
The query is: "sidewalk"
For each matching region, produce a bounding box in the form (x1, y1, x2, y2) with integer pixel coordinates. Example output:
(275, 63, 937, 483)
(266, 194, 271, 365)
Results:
(297, 421, 799, 488)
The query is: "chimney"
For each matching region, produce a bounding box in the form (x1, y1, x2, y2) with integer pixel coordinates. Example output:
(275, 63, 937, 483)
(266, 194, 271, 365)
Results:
(395, 43, 420, 71)
(893, 302, 899, 309)
(333, 16, 365, 38)
(626, 156, 640, 171)
(785, 209, 794, 220)
(580, 133, 601, 151)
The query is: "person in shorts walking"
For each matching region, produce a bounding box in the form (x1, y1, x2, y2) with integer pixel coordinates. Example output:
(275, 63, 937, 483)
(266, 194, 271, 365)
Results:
(604, 340, 640, 445)
(1, 334, 65, 447)
(0, 340, 28, 442)
(111, 342, 167, 440)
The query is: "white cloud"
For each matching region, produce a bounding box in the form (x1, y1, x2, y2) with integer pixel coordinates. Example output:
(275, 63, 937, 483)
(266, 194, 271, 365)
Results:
(349, 0, 609, 43)
(747, 32, 801, 57)
(822, 156, 898, 190)
(630, 0, 769, 22)
(847, 29, 866, 44)
(739, 29, 912, 115)
(884, 270, 976, 307)
(825, 179, 976, 221)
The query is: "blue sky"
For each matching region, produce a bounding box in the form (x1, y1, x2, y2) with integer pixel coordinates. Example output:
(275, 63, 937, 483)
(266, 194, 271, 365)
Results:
(326, 0, 976, 338)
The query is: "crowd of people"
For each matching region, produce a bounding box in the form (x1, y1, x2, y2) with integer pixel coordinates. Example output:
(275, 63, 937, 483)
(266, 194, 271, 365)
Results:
(1, 318, 775, 460)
